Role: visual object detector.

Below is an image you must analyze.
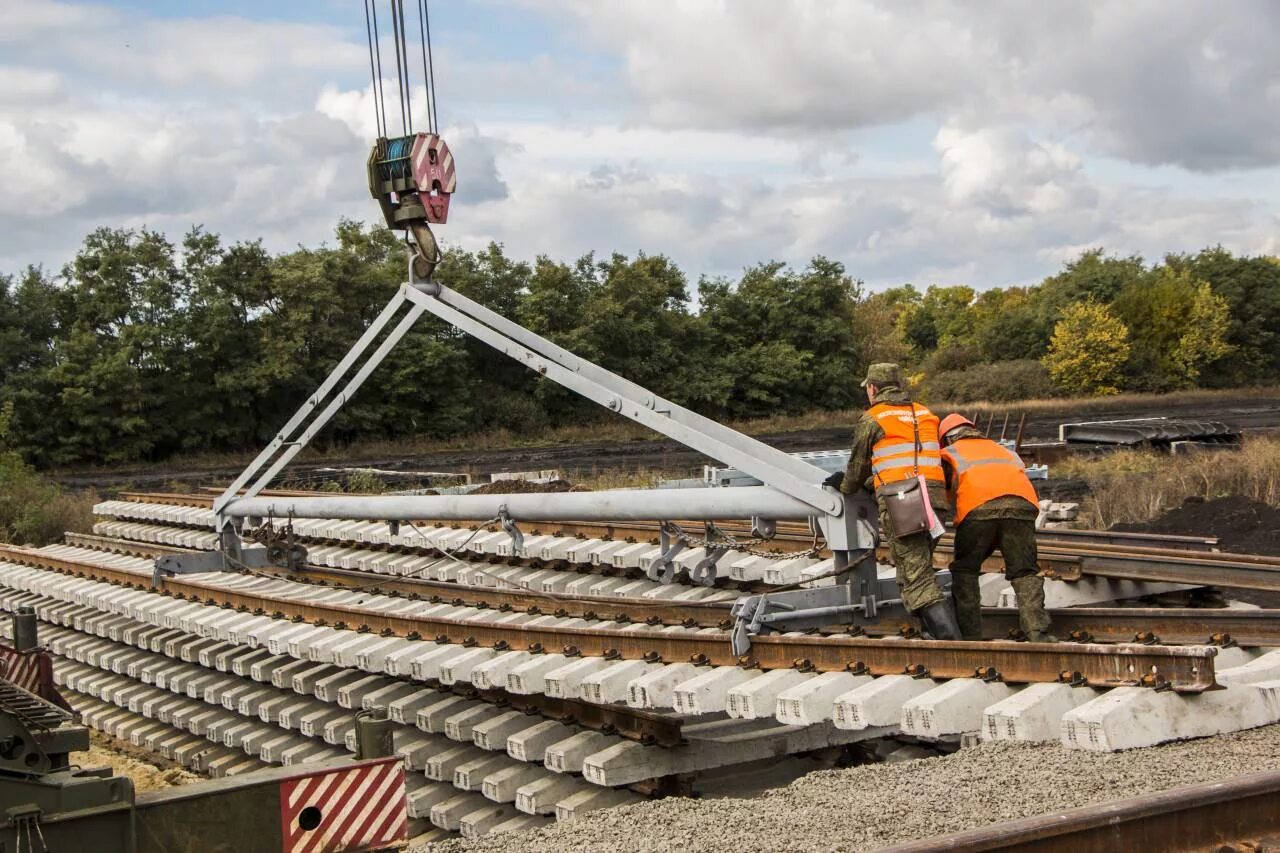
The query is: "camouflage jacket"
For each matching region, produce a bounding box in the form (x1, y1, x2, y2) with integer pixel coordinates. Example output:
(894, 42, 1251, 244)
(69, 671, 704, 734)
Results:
(839, 386, 949, 513)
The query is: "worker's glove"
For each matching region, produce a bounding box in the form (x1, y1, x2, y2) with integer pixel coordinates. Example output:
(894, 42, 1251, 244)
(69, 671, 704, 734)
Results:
(822, 471, 844, 490)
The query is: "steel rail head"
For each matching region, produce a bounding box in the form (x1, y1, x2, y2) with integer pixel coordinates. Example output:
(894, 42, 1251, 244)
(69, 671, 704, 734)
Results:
(0, 544, 1220, 694)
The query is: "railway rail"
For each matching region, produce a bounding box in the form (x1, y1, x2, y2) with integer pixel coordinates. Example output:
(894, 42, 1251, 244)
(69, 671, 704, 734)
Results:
(108, 493, 1280, 592)
(885, 766, 1280, 852)
(0, 543, 1221, 693)
(65, 533, 1280, 647)
(6, 494, 1280, 840)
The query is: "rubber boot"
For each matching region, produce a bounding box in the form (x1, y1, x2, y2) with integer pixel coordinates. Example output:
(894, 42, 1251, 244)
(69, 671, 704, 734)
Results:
(1009, 575, 1057, 642)
(918, 599, 962, 641)
(950, 572, 983, 640)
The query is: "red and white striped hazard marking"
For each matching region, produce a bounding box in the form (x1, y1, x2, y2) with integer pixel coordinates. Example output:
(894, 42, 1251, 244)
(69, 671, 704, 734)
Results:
(280, 758, 408, 853)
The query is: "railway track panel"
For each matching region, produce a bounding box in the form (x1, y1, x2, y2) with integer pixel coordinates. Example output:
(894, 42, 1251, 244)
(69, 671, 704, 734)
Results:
(9, 497, 1280, 840)
(64, 532, 1280, 649)
(93, 497, 1280, 595)
(0, 543, 1223, 693)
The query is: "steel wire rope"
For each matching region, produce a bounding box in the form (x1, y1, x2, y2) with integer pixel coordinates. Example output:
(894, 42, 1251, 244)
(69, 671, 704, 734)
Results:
(422, 0, 442, 131)
(420, 0, 439, 133)
(397, 0, 414, 132)
(363, 0, 385, 138)
(388, 0, 409, 133)
(368, 0, 390, 138)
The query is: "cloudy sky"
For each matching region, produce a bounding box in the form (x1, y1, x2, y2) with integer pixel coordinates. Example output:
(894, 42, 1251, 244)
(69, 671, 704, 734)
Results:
(3, 0, 1278, 289)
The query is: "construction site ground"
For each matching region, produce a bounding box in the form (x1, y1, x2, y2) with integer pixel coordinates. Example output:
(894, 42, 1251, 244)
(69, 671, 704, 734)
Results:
(49, 393, 1280, 493)
(419, 724, 1280, 853)
(1115, 495, 1280, 556)
(78, 731, 200, 793)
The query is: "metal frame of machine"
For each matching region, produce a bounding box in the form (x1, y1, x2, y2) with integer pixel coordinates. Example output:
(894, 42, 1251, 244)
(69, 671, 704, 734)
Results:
(153, 255, 932, 656)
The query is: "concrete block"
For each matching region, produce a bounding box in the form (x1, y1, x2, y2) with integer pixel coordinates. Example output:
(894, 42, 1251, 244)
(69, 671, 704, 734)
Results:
(1061, 681, 1280, 752)
(417, 696, 483, 734)
(506, 720, 577, 763)
(554, 787, 639, 822)
(322, 717, 356, 747)
(1219, 649, 1280, 685)
(470, 651, 534, 691)
(544, 731, 618, 774)
(980, 683, 1100, 742)
(833, 675, 937, 730)
(445, 705, 505, 743)
(406, 782, 457, 819)
(506, 654, 570, 694)
(776, 672, 869, 726)
(393, 731, 438, 771)
(515, 774, 588, 815)
(455, 754, 518, 791)
(387, 690, 443, 725)
(471, 711, 536, 751)
(901, 678, 1016, 738)
(580, 660, 661, 704)
(361, 682, 421, 711)
(726, 669, 813, 719)
(544, 657, 613, 700)
(488, 814, 550, 835)
(459, 803, 522, 839)
(430, 793, 487, 832)
(627, 663, 700, 709)
(482, 765, 551, 803)
(672, 666, 760, 715)
(313, 670, 366, 703)
(425, 744, 488, 782)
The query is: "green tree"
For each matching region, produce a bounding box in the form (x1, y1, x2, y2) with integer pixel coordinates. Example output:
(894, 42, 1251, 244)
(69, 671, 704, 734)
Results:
(1165, 248, 1280, 386)
(1113, 267, 1233, 390)
(700, 257, 864, 417)
(1172, 280, 1232, 385)
(1043, 300, 1131, 395)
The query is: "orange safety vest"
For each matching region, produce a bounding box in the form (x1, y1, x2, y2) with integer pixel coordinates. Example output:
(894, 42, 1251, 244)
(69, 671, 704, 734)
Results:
(868, 402, 944, 490)
(941, 436, 1039, 523)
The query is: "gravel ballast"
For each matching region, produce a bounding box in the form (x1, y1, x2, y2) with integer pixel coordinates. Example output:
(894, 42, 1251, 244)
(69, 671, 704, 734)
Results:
(421, 724, 1280, 852)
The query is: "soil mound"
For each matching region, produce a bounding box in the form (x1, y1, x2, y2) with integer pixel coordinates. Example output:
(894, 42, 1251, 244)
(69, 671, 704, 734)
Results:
(1112, 495, 1280, 556)
(467, 478, 588, 495)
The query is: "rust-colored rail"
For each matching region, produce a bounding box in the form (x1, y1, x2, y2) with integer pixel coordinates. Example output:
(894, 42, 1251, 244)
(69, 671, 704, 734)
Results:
(64, 533, 1280, 647)
(880, 767, 1280, 852)
(0, 543, 1220, 692)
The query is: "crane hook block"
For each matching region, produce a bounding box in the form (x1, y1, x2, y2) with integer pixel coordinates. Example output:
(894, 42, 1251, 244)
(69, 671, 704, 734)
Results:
(411, 134, 456, 224)
(367, 132, 457, 229)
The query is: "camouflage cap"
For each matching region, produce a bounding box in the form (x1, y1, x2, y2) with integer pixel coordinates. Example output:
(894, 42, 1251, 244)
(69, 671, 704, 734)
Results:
(861, 362, 904, 389)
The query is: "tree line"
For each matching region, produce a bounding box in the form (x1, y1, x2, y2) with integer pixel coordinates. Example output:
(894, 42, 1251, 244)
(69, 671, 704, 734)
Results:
(1, 221, 1277, 467)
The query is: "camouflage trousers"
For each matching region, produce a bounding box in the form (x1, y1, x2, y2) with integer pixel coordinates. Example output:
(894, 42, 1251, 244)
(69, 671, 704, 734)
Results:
(879, 506, 944, 612)
(950, 516, 1047, 640)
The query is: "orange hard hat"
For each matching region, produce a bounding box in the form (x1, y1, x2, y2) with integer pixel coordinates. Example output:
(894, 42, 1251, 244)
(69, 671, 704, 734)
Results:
(939, 414, 975, 441)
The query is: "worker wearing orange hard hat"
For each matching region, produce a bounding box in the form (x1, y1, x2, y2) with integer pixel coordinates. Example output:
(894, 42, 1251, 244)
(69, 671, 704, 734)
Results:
(938, 413, 1055, 642)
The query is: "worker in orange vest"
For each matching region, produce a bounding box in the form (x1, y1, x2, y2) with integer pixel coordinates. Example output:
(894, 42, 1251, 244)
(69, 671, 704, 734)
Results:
(826, 363, 961, 640)
(938, 414, 1054, 642)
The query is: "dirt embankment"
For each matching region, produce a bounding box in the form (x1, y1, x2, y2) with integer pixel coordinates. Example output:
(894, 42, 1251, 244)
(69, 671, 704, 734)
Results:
(77, 731, 200, 793)
(1112, 495, 1280, 556)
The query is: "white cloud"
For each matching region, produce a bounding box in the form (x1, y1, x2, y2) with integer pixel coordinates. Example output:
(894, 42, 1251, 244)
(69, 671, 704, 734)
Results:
(545, 0, 1280, 172)
(0, 0, 1277, 295)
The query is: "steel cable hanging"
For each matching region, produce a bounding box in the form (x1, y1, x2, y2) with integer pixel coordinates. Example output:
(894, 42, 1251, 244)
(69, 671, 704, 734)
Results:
(366, 0, 390, 138)
(390, 0, 409, 134)
(362, 1, 384, 138)
(364, 0, 440, 138)
(420, 0, 439, 133)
